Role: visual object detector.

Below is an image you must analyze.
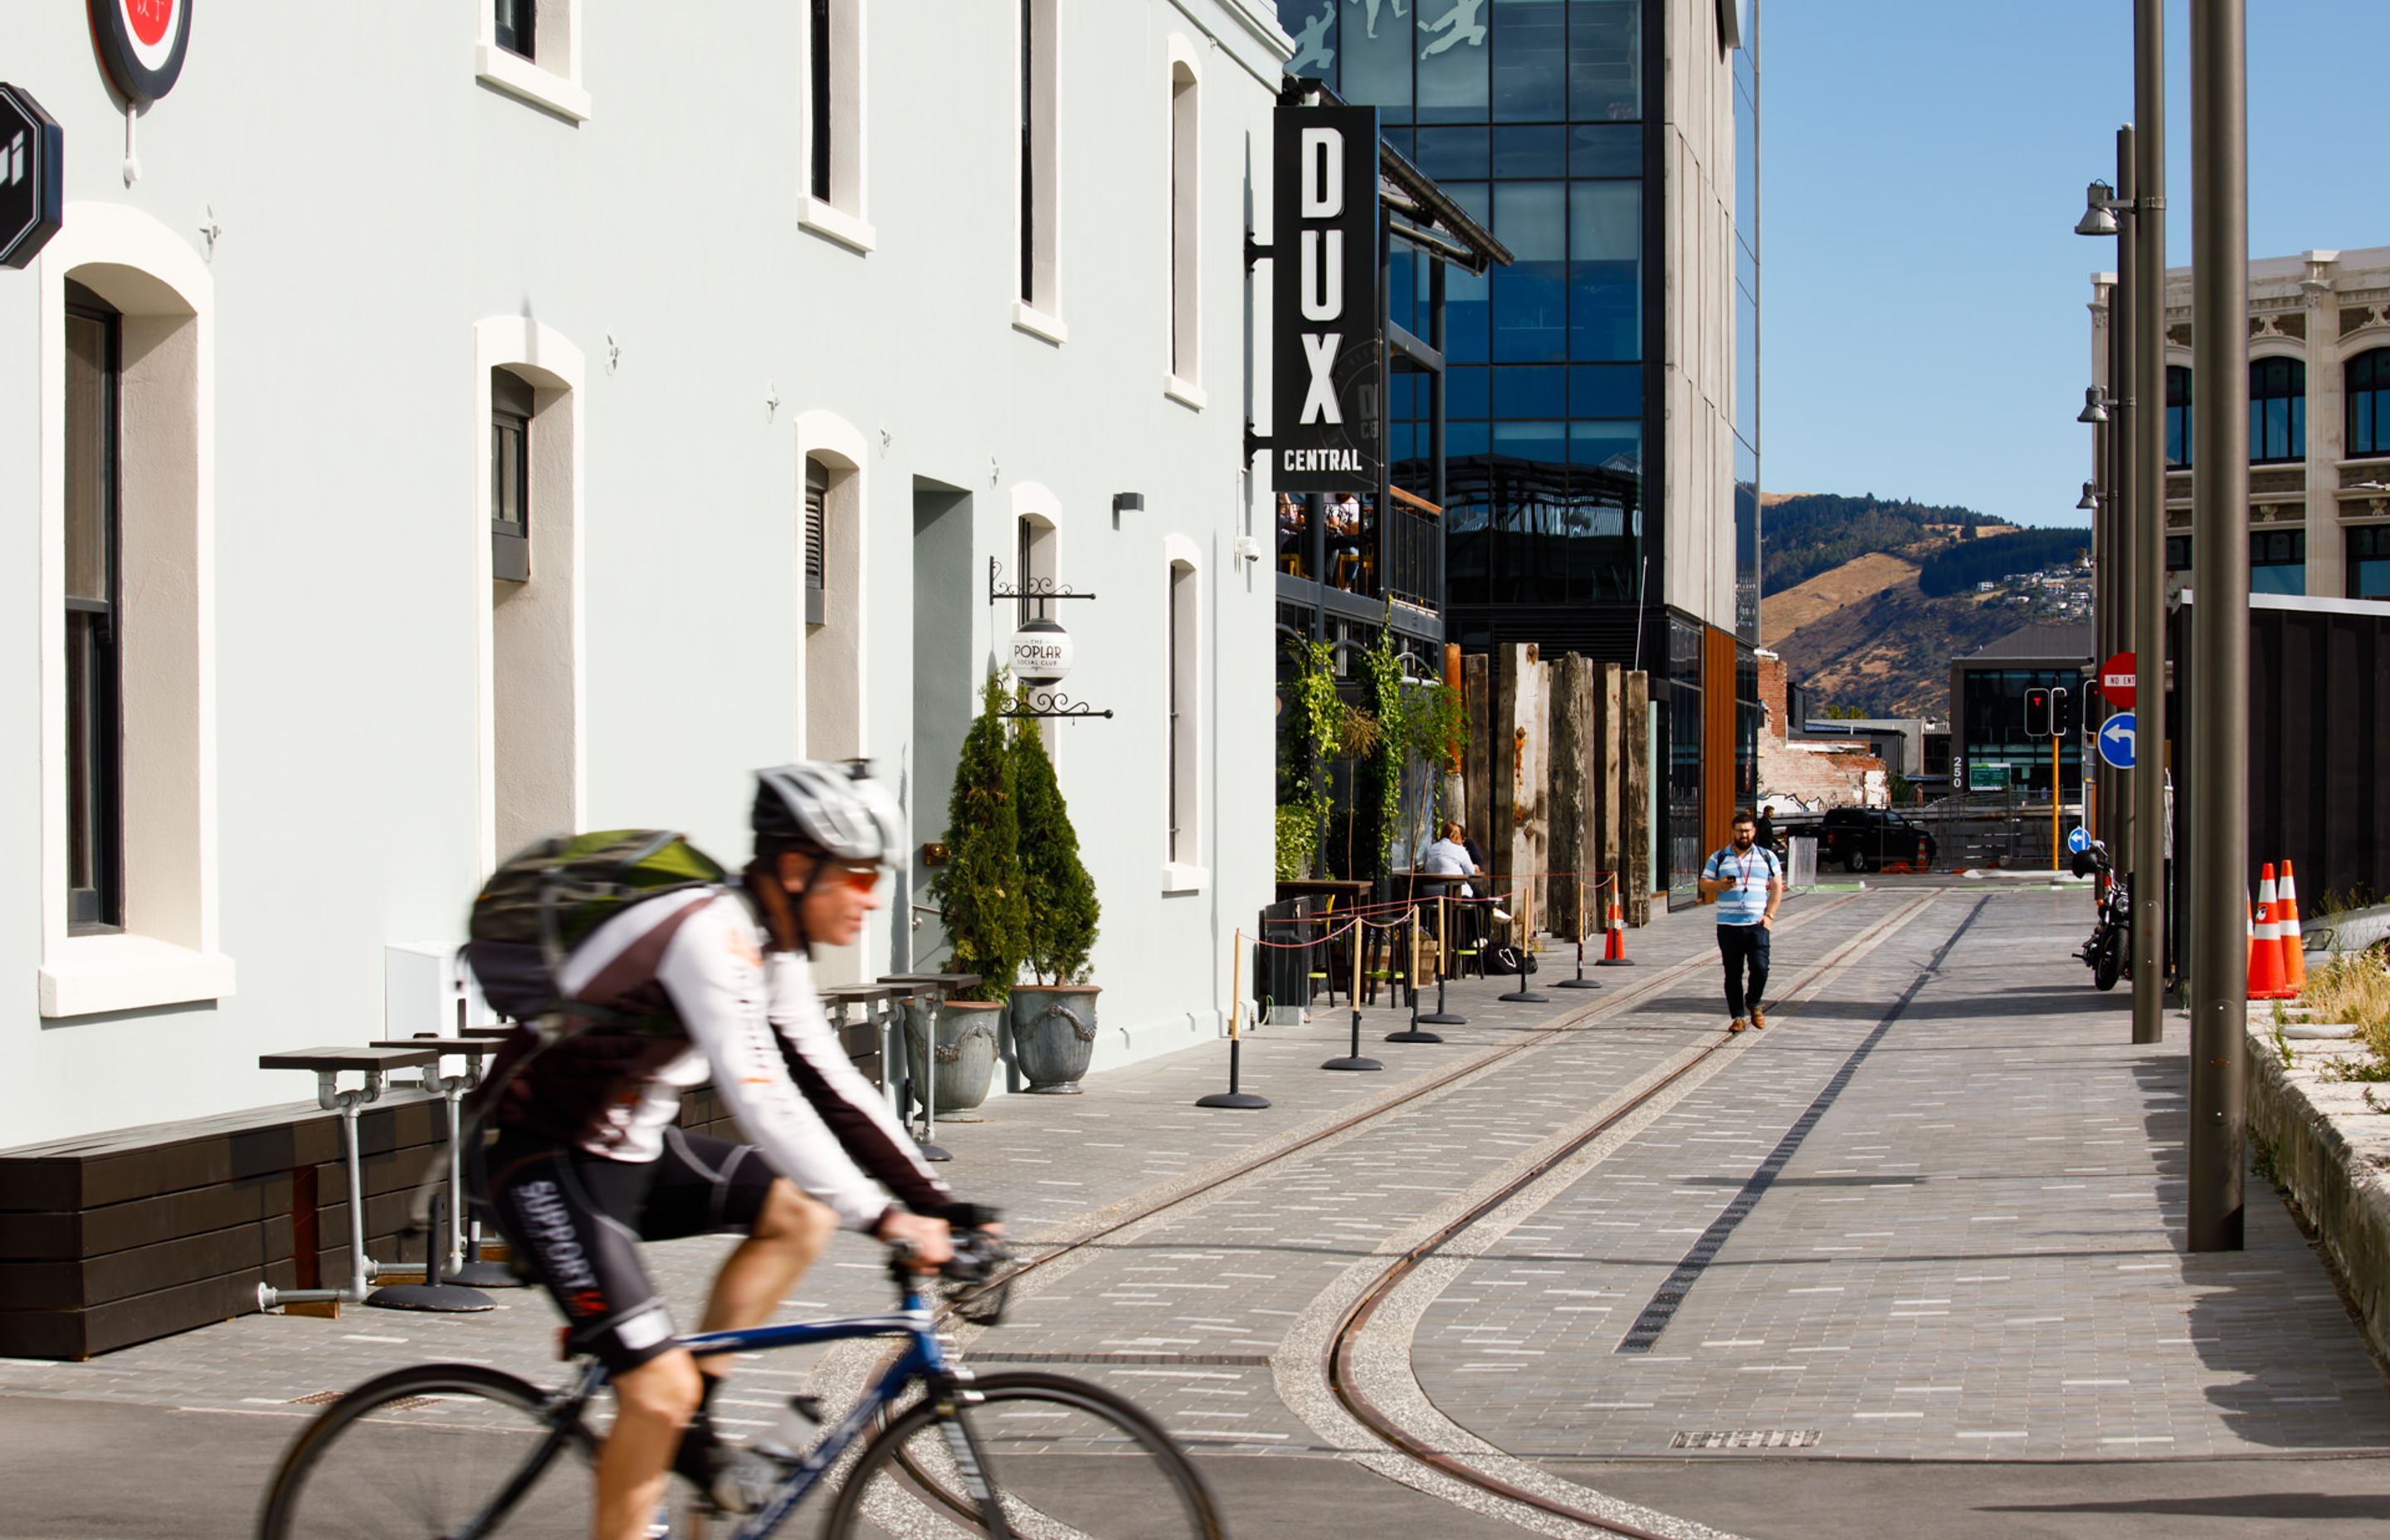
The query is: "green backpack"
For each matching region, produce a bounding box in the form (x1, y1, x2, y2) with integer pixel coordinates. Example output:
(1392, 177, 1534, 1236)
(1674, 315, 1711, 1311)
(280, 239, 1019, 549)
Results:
(465, 829, 729, 1022)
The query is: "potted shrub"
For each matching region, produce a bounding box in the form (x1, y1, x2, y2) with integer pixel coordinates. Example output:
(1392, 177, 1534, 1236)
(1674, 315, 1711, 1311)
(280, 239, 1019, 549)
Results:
(915, 673, 1024, 1114)
(1008, 708, 1102, 1092)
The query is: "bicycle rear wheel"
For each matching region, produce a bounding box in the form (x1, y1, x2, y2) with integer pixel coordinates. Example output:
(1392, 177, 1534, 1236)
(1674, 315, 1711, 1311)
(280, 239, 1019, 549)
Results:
(256, 1362, 598, 1540)
(822, 1369, 1225, 1539)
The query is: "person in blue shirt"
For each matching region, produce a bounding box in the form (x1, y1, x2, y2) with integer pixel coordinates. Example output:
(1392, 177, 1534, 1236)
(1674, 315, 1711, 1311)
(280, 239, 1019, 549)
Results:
(1699, 808, 1784, 1034)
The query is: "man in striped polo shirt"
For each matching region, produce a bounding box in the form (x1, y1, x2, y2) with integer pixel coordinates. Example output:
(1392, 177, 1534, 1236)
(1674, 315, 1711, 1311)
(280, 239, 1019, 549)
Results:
(1699, 808, 1784, 1035)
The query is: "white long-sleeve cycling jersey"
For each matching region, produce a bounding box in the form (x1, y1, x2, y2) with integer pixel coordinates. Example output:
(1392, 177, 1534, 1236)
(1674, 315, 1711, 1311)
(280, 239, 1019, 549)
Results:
(483, 887, 950, 1234)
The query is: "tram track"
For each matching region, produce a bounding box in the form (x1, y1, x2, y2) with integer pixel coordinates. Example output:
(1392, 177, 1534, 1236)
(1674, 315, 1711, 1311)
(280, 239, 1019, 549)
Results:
(822, 888, 1948, 1538)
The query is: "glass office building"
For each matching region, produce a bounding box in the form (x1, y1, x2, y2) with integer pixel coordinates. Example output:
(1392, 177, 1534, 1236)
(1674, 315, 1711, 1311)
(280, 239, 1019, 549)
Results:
(1279, 0, 1759, 889)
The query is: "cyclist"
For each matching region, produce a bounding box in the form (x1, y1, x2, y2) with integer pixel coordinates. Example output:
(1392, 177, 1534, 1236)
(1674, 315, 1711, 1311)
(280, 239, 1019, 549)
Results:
(467, 763, 997, 1540)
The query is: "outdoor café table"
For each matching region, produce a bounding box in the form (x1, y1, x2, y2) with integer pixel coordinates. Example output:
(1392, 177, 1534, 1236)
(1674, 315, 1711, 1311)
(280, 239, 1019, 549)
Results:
(876, 973, 983, 1162)
(254, 1045, 441, 1309)
(821, 983, 905, 1111)
(369, 1036, 512, 1287)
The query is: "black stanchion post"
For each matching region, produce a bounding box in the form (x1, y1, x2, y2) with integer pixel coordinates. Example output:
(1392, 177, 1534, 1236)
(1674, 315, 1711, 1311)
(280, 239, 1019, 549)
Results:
(1197, 939, 1271, 1109)
(1386, 906, 1444, 1043)
(1558, 875, 1601, 989)
(1420, 893, 1467, 1026)
(1498, 897, 1549, 1005)
(1322, 919, 1383, 1071)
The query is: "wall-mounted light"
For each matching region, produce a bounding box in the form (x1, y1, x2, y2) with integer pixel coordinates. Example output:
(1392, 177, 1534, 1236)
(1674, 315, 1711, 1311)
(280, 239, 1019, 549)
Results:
(1112, 491, 1143, 529)
(2077, 387, 2110, 425)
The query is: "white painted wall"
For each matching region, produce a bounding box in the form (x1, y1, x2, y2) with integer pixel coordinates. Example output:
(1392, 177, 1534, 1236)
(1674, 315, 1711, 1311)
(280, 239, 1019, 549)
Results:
(1, 1, 1291, 1144)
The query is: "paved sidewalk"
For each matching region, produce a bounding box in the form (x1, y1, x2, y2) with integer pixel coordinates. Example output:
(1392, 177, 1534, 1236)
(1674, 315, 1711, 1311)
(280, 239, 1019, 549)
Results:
(4, 885, 2388, 1540)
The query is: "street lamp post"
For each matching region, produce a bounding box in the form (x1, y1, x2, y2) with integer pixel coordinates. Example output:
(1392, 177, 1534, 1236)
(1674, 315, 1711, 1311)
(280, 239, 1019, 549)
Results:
(2109, 124, 2137, 878)
(2131, 0, 2168, 1051)
(2187, 0, 2248, 1253)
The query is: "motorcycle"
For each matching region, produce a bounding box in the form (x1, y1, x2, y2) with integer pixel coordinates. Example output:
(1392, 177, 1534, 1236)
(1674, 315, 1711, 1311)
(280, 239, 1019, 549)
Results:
(2070, 840, 2130, 992)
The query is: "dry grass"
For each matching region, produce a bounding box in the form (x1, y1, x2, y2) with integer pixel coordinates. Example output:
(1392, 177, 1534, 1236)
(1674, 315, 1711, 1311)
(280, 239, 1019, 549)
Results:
(2306, 944, 2390, 1080)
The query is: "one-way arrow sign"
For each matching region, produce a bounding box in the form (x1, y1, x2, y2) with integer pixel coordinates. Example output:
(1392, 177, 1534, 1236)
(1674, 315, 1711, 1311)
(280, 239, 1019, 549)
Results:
(2097, 711, 2137, 770)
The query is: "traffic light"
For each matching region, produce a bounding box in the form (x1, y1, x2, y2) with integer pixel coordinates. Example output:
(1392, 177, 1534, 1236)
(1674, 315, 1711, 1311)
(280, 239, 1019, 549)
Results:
(2051, 685, 2076, 738)
(2024, 687, 2051, 737)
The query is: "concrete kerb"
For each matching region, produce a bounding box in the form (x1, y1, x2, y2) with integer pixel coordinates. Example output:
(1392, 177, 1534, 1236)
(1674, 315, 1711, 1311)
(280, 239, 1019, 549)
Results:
(2245, 1021, 2390, 1372)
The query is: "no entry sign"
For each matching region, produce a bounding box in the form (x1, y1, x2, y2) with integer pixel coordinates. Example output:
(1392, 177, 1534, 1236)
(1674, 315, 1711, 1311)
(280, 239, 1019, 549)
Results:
(2098, 651, 2137, 710)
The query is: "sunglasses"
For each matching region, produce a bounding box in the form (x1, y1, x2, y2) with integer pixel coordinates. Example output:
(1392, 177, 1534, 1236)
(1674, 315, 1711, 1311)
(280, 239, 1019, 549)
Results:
(830, 862, 885, 893)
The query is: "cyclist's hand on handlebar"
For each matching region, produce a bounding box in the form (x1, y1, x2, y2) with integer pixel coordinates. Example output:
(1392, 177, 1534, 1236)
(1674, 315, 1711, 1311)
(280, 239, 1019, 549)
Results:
(876, 1211, 954, 1271)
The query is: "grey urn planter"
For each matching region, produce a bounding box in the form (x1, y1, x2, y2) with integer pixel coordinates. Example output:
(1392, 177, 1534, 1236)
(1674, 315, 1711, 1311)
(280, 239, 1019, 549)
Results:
(900, 997, 1002, 1115)
(1009, 984, 1101, 1094)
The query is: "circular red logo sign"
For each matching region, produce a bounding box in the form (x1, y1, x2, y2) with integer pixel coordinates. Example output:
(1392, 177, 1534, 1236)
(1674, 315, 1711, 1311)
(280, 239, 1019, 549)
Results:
(128, 0, 173, 46)
(90, 0, 191, 103)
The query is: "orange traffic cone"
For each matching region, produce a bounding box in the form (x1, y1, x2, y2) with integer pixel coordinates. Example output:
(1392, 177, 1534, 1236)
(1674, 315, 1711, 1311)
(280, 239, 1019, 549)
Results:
(2248, 864, 2291, 1000)
(2279, 860, 2307, 995)
(1597, 889, 1634, 967)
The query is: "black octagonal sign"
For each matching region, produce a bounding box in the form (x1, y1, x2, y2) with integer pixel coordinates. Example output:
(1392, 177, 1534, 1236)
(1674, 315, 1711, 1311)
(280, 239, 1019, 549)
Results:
(0, 85, 64, 270)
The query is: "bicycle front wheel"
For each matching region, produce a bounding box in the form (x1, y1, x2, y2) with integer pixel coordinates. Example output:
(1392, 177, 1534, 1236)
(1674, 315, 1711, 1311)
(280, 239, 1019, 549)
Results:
(256, 1362, 598, 1540)
(824, 1369, 1225, 1540)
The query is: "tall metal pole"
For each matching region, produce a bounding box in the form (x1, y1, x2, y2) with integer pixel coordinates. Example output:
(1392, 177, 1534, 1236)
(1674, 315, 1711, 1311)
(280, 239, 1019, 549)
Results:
(2108, 125, 2136, 883)
(2129, 0, 2169, 1047)
(2187, 0, 2247, 1251)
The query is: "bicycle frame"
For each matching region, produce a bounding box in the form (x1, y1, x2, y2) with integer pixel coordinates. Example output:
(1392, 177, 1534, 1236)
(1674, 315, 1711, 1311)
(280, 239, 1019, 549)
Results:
(544, 1282, 957, 1540)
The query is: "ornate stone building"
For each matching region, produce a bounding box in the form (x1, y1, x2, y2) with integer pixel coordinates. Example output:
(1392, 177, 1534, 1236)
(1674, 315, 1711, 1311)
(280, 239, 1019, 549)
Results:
(2090, 244, 2390, 601)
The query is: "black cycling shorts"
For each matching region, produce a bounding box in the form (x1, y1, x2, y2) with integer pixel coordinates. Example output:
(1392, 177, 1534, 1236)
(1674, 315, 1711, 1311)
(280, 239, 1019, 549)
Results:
(478, 1128, 779, 1373)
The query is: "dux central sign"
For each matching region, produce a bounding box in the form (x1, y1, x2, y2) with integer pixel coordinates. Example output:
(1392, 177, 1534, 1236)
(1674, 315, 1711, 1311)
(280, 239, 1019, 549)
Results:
(1271, 104, 1382, 493)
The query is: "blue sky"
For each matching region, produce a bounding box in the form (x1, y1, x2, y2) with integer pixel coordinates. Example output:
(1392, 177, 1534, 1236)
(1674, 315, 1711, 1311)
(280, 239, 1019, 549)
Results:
(1760, 0, 2390, 529)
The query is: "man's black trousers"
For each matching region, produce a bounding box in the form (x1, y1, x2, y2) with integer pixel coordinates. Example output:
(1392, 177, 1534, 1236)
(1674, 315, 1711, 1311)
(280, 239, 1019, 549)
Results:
(1717, 923, 1769, 1019)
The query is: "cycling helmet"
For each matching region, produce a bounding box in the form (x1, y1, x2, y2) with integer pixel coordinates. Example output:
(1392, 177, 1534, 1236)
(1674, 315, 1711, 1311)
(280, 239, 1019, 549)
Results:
(752, 761, 904, 864)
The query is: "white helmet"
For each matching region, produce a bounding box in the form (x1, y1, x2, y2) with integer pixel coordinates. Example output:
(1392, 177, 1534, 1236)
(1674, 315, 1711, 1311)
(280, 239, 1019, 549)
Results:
(751, 762, 904, 865)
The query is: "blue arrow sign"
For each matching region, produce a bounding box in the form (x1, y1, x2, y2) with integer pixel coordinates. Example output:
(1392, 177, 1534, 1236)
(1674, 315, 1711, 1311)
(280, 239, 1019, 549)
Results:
(2067, 826, 2091, 855)
(2097, 711, 2137, 770)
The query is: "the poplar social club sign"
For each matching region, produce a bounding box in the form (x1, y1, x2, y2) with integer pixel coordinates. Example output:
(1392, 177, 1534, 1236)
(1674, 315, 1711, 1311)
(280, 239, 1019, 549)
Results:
(1271, 103, 1382, 494)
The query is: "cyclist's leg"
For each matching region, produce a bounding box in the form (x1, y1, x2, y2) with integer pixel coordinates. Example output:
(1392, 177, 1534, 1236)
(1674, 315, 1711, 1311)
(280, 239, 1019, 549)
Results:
(641, 1130, 837, 1372)
(482, 1138, 693, 1540)
(602, 1349, 702, 1540)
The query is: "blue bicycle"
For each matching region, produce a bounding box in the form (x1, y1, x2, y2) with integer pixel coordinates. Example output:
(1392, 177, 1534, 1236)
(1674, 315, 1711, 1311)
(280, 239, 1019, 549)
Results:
(256, 1236, 1225, 1538)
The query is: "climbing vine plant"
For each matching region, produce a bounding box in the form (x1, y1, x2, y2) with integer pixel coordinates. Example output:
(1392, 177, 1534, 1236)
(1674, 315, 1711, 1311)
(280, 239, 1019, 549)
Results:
(1278, 636, 1341, 880)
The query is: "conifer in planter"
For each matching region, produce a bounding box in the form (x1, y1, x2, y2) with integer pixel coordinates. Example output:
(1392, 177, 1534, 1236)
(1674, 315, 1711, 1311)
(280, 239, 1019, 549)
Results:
(916, 673, 1024, 1113)
(1010, 708, 1103, 1093)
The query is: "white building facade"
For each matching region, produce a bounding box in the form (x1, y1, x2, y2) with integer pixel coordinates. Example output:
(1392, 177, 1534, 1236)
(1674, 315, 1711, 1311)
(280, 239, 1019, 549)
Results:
(2, 2, 1292, 1146)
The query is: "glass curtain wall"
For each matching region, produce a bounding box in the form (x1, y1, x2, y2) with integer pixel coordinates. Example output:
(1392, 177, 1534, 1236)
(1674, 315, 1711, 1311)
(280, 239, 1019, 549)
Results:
(1290, 0, 1649, 612)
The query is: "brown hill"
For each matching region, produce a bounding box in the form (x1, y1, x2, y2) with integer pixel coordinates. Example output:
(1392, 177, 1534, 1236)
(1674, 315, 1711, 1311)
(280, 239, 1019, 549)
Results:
(1761, 552, 1920, 641)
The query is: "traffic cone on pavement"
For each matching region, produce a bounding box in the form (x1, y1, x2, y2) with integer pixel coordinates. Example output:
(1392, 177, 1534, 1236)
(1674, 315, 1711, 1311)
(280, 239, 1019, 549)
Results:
(2279, 860, 2308, 995)
(2248, 864, 2291, 1001)
(1597, 889, 1634, 966)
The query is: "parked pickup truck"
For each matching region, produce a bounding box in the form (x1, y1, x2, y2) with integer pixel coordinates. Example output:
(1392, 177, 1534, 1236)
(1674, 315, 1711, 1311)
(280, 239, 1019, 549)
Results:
(1776, 807, 1938, 874)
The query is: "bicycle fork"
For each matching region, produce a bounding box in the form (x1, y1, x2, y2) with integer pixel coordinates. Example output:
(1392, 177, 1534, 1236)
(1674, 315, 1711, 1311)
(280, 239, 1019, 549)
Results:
(932, 1375, 1012, 1540)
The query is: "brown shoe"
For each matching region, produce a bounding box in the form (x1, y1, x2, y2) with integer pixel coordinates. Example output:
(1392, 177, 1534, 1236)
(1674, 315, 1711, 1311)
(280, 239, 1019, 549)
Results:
(1729, 1017, 1747, 1034)
(1751, 1008, 1768, 1030)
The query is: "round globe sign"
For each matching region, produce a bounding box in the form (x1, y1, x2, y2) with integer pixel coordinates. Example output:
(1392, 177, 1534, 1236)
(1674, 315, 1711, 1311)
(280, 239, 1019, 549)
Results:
(1008, 617, 1074, 685)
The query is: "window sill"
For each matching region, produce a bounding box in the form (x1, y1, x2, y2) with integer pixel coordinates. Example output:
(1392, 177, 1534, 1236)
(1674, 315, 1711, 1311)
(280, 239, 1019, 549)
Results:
(474, 45, 592, 123)
(801, 198, 876, 255)
(1163, 374, 1207, 412)
(1162, 863, 1208, 894)
(41, 933, 237, 1018)
(1011, 301, 1069, 346)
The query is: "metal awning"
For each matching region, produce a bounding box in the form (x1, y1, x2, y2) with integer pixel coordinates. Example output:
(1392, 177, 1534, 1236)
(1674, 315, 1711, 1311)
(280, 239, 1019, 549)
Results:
(1378, 140, 1512, 274)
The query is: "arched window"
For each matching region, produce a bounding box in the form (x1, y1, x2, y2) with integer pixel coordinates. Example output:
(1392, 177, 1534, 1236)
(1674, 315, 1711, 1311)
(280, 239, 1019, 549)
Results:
(2248, 356, 2305, 464)
(2165, 365, 2192, 467)
(2347, 348, 2390, 459)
